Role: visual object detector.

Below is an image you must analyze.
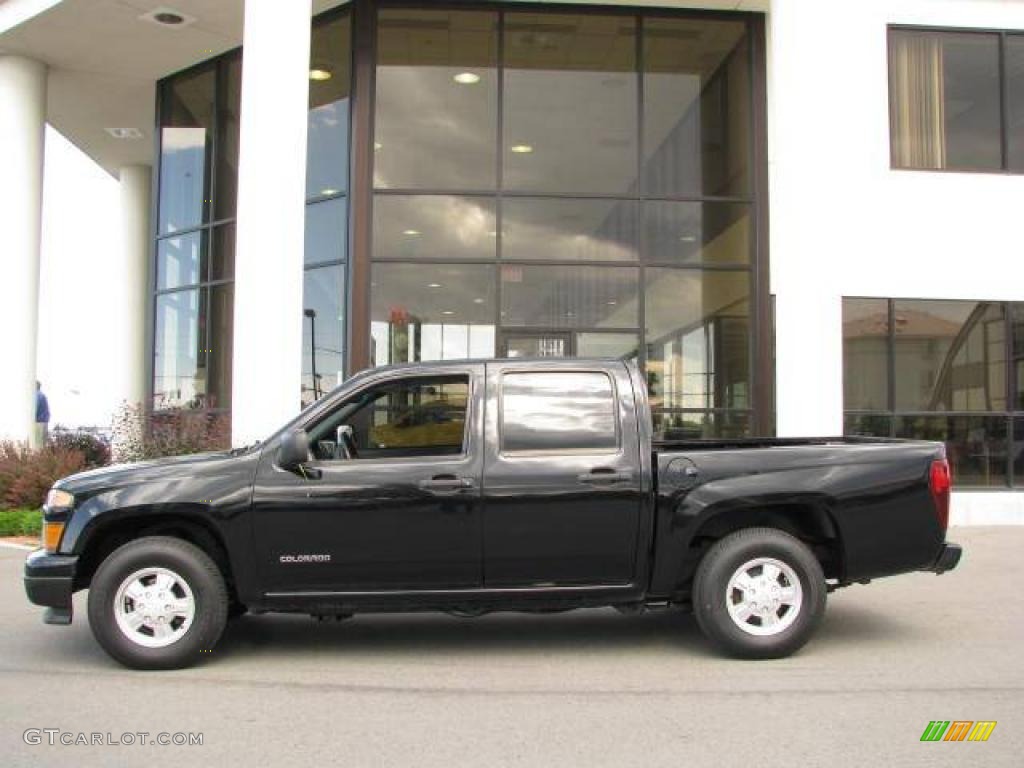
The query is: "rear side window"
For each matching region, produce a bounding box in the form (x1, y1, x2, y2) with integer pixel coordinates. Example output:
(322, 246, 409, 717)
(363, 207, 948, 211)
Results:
(500, 371, 618, 453)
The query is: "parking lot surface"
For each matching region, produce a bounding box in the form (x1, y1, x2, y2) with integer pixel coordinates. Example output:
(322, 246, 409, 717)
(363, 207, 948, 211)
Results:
(1, 526, 1020, 767)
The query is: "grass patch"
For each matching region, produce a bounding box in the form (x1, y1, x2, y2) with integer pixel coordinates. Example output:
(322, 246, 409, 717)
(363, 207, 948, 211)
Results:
(0, 508, 42, 537)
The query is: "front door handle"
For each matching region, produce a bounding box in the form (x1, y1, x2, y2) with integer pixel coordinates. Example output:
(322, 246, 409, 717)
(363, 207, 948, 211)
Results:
(577, 469, 632, 485)
(418, 475, 474, 493)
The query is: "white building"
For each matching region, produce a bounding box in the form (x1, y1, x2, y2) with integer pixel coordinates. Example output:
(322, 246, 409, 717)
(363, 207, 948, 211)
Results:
(1, 0, 1022, 522)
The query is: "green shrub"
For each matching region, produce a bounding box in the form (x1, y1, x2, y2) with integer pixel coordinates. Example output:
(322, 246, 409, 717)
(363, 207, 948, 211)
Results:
(0, 508, 42, 537)
(0, 442, 87, 511)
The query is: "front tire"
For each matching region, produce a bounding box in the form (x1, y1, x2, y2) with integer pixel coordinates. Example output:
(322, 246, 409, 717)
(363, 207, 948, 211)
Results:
(87, 536, 228, 669)
(693, 527, 826, 659)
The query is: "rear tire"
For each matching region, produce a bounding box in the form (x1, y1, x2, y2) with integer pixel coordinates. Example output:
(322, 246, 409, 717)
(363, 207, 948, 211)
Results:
(87, 536, 228, 670)
(693, 527, 826, 659)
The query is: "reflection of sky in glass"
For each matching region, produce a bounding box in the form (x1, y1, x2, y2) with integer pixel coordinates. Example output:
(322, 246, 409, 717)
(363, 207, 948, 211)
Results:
(501, 372, 617, 452)
(156, 231, 202, 290)
(159, 127, 207, 234)
(302, 266, 345, 405)
(305, 197, 347, 266)
(307, 100, 350, 199)
(154, 290, 200, 407)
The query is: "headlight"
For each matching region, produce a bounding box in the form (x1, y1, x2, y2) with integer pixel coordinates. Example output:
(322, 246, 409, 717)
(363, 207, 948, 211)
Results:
(45, 488, 74, 510)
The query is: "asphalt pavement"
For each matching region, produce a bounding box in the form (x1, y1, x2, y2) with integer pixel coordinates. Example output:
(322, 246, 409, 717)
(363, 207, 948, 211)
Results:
(0, 526, 1020, 767)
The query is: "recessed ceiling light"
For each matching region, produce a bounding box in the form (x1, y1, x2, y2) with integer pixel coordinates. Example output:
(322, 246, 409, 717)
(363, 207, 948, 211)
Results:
(320, 188, 339, 196)
(607, 300, 617, 306)
(403, 229, 421, 236)
(453, 72, 480, 85)
(566, 311, 575, 318)
(679, 234, 697, 243)
(374, 142, 383, 151)
(510, 144, 533, 154)
(138, 7, 196, 28)
(309, 68, 332, 81)
(473, 298, 485, 304)
(427, 283, 442, 288)
(442, 310, 455, 316)
(105, 127, 144, 140)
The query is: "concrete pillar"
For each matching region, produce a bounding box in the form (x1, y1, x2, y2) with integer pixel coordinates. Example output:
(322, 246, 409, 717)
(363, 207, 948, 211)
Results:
(119, 165, 152, 407)
(0, 56, 46, 445)
(231, 0, 312, 445)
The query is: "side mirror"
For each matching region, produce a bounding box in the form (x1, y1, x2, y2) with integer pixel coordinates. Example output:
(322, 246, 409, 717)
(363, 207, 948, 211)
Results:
(278, 428, 310, 471)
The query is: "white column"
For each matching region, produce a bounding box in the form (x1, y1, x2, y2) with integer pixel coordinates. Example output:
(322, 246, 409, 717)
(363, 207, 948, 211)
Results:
(0, 56, 46, 444)
(231, 0, 312, 446)
(119, 165, 152, 407)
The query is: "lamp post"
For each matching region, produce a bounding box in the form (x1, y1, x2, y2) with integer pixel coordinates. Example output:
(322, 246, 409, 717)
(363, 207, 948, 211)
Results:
(304, 308, 318, 400)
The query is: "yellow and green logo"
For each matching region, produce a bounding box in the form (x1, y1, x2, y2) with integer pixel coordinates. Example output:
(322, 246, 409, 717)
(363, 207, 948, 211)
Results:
(920, 721, 996, 742)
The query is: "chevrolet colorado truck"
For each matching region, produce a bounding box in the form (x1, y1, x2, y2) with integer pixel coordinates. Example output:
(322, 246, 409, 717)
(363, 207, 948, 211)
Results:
(24, 359, 961, 669)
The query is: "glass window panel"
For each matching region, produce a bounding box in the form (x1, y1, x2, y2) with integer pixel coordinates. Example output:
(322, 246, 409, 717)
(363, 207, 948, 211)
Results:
(153, 289, 202, 409)
(209, 222, 235, 282)
(843, 298, 890, 411)
(302, 265, 346, 406)
(309, 376, 469, 460)
(206, 283, 233, 409)
(159, 65, 215, 234)
(894, 415, 1008, 487)
(501, 372, 617, 452)
(156, 230, 205, 291)
(843, 413, 893, 437)
(1008, 35, 1024, 172)
(215, 52, 242, 222)
(500, 265, 639, 329)
(306, 197, 348, 266)
(504, 13, 637, 194)
(502, 198, 638, 262)
(308, 12, 352, 199)
(371, 263, 495, 366)
(576, 332, 639, 359)
(643, 201, 750, 265)
(373, 195, 496, 260)
(1012, 302, 1024, 410)
(652, 410, 751, 440)
(645, 268, 750, 410)
(1015, 416, 1024, 488)
(374, 9, 498, 190)
(643, 18, 750, 197)
(889, 30, 1001, 170)
(893, 300, 1006, 411)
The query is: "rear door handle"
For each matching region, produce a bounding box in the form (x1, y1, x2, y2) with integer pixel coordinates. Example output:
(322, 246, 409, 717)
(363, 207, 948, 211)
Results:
(577, 470, 632, 485)
(418, 475, 474, 492)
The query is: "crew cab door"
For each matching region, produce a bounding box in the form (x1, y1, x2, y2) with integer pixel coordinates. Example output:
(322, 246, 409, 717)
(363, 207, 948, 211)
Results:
(481, 361, 644, 587)
(252, 365, 484, 593)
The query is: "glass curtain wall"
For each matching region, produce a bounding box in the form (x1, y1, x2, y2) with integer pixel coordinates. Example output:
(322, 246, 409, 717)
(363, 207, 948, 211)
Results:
(154, 53, 241, 412)
(303, 10, 352, 406)
(370, 8, 758, 438)
(843, 298, 1024, 487)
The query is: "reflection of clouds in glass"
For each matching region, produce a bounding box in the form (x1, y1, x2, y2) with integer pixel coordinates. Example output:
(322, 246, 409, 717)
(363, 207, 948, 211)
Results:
(374, 196, 496, 260)
(162, 127, 206, 151)
(501, 372, 617, 451)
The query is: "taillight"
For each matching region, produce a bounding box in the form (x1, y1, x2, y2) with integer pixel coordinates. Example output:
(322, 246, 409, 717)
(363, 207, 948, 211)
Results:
(929, 458, 951, 531)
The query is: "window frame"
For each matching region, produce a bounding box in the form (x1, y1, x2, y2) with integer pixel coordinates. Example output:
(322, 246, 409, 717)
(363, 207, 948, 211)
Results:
(887, 24, 1022, 175)
(497, 368, 622, 457)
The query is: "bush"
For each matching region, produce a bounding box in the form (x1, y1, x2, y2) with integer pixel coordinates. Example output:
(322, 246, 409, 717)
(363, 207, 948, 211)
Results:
(0, 442, 88, 511)
(51, 429, 111, 468)
(0, 508, 42, 537)
(112, 402, 231, 463)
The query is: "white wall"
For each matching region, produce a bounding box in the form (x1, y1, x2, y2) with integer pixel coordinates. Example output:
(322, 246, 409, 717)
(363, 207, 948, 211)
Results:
(766, 0, 1024, 521)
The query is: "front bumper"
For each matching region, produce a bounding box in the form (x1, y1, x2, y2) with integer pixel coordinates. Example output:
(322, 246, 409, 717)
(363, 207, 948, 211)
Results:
(926, 542, 962, 575)
(24, 549, 78, 625)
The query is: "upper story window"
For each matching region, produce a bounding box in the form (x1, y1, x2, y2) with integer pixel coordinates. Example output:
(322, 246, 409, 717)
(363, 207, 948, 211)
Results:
(888, 27, 1024, 172)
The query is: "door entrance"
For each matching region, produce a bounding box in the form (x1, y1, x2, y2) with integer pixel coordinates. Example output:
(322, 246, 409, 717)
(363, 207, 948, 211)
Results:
(500, 331, 572, 358)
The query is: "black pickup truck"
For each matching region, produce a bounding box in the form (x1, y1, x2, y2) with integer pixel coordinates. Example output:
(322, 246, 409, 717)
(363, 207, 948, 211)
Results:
(25, 358, 961, 669)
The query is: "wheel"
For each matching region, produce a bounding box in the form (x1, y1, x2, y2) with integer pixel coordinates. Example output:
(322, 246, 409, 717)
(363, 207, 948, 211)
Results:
(87, 536, 228, 669)
(692, 527, 826, 659)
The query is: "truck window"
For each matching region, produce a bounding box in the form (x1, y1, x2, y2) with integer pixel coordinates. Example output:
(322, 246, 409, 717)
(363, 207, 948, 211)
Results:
(500, 371, 618, 453)
(309, 375, 469, 460)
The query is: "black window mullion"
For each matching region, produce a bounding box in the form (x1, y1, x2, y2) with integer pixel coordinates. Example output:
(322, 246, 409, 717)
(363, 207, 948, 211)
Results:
(887, 298, 896, 435)
(999, 32, 1010, 171)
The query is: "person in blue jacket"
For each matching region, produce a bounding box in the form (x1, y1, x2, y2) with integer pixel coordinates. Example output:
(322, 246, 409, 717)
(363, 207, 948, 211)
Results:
(34, 380, 50, 446)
